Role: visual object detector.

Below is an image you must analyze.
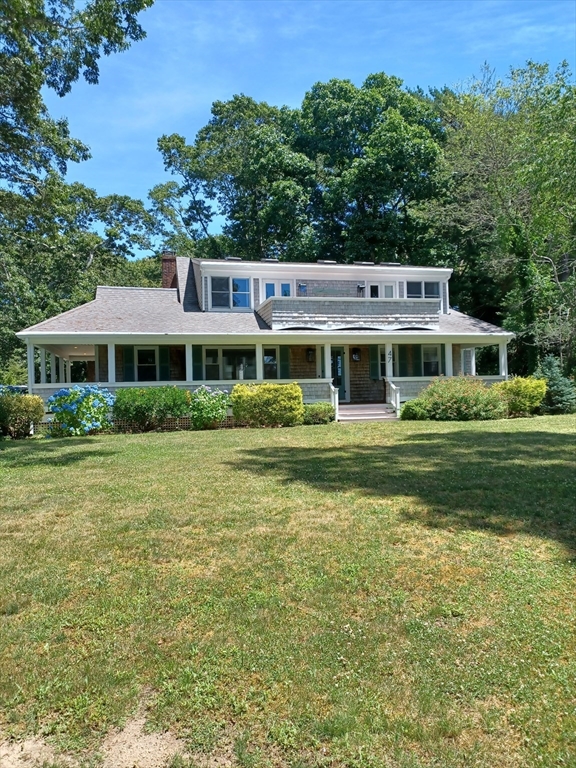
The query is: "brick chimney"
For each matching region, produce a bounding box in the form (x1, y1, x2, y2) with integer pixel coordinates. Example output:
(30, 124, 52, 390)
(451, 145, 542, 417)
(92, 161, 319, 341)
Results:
(161, 251, 177, 289)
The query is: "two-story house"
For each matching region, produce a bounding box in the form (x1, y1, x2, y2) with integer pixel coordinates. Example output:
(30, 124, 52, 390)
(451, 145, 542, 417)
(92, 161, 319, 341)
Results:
(18, 253, 512, 417)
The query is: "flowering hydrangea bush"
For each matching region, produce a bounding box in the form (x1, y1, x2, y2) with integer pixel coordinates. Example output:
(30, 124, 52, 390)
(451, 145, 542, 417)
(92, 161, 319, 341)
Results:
(188, 385, 230, 429)
(47, 385, 115, 436)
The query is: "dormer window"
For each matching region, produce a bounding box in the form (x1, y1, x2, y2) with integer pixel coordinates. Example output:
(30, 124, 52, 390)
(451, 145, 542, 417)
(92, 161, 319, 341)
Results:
(210, 277, 250, 309)
(406, 281, 440, 299)
(264, 281, 292, 299)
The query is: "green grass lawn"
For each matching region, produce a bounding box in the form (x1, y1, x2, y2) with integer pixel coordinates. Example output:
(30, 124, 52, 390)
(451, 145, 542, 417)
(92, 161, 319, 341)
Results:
(1, 416, 576, 767)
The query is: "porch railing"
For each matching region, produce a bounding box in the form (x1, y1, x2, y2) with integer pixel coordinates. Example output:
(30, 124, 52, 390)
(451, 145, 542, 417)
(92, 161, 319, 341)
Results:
(388, 381, 401, 417)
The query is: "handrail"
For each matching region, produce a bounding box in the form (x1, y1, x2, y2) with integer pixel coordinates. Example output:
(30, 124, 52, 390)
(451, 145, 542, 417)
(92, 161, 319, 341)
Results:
(329, 383, 339, 422)
(388, 381, 401, 417)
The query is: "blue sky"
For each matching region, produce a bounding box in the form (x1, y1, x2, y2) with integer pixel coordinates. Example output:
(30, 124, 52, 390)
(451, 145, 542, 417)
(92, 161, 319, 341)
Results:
(45, 0, 576, 206)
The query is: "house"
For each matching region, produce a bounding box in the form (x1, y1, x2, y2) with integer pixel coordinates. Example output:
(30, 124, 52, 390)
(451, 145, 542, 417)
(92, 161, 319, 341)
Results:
(17, 253, 512, 417)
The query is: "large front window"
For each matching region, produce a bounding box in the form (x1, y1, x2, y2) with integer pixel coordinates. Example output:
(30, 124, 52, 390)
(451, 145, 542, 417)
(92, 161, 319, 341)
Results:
(204, 348, 256, 380)
(211, 276, 251, 309)
(422, 345, 440, 376)
(263, 347, 278, 379)
(406, 281, 440, 299)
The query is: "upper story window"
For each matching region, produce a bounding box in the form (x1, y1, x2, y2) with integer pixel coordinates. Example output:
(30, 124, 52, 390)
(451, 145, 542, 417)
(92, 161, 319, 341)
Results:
(264, 280, 292, 299)
(210, 276, 250, 309)
(406, 281, 440, 299)
(369, 283, 395, 299)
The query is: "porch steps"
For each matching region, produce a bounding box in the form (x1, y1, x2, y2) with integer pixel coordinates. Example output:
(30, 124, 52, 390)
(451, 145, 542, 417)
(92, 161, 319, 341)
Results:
(337, 403, 397, 422)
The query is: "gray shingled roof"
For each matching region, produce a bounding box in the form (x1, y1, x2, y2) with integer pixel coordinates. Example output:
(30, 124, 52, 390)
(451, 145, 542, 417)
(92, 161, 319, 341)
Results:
(20, 257, 507, 337)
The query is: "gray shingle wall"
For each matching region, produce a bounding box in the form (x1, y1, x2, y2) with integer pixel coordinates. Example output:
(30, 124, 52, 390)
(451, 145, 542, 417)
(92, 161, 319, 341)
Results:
(262, 298, 441, 330)
(442, 282, 448, 314)
(253, 278, 260, 308)
(298, 280, 360, 298)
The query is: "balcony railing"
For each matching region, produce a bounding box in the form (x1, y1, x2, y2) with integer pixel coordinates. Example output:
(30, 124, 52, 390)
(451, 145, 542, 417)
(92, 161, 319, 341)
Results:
(257, 296, 441, 330)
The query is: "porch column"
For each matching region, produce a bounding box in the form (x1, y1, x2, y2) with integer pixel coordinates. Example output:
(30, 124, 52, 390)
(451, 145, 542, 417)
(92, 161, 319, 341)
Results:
(445, 342, 453, 377)
(107, 343, 116, 384)
(470, 348, 476, 376)
(50, 353, 56, 384)
(59, 356, 65, 384)
(499, 341, 508, 379)
(26, 343, 35, 392)
(323, 343, 331, 381)
(40, 349, 46, 384)
(185, 343, 193, 382)
(385, 342, 393, 378)
(255, 343, 263, 380)
(315, 345, 322, 377)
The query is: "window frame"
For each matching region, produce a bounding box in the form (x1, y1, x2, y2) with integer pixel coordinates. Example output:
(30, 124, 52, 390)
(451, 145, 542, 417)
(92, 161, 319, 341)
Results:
(422, 344, 441, 377)
(263, 279, 294, 300)
(135, 346, 158, 382)
(203, 346, 258, 381)
(262, 345, 280, 380)
(209, 275, 252, 311)
(405, 281, 441, 300)
(369, 282, 395, 299)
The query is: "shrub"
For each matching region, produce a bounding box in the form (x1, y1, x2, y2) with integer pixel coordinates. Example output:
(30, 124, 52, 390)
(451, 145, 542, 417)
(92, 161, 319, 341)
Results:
(302, 402, 336, 425)
(492, 377, 547, 417)
(534, 356, 576, 414)
(188, 386, 229, 429)
(112, 386, 189, 431)
(0, 393, 45, 439)
(416, 376, 507, 421)
(47, 386, 115, 436)
(400, 398, 429, 420)
(231, 382, 304, 427)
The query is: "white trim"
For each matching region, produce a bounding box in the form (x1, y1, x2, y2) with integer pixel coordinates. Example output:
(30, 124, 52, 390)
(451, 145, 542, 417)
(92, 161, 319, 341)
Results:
(27, 343, 35, 391)
(185, 344, 193, 382)
(59, 356, 65, 384)
(445, 341, 453, 377)
(108, 343, 116, 384)
(40, 349, 46, 384)
(50, 352, 56, 384)
(499, 341, 509, 379)
(255, 343, 264, 380)
(135, 345, 157, 382)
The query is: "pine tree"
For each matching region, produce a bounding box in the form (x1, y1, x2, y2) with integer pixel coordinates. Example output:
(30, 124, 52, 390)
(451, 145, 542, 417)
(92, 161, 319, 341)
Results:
(534, 356, 576, 414)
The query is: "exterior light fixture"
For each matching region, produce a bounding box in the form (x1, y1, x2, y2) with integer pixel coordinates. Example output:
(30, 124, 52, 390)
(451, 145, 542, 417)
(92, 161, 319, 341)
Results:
(352, 347, 361, 362)
(306, 347, 315, 363)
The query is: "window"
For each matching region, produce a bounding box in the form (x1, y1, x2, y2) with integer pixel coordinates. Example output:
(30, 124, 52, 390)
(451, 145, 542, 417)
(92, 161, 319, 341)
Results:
(422, 345, 440, 376)
(406, 281, 441, 299)
(136, 347, 157, 381)
(204, 348, 256, 380)
(424, 282, 440, 299)
(370, 283, 395, 299)
(210, 276, 251, 309)
(264, 281, 292, 299)
(263, 347, 278, 379)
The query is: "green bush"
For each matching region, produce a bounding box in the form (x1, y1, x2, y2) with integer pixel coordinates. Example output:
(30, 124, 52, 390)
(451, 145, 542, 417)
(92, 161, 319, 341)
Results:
(231, 382, 304, 427)
(302, 402, 336, 424)
(534, 356, 576, 414)
(413, 376, 507, 421)
(492, 377, 547, 417)
(113, 386, 190, 431)
(400, 398, 429, 420)
(0, 393, 45, 439)
(188, 386, 229, 429)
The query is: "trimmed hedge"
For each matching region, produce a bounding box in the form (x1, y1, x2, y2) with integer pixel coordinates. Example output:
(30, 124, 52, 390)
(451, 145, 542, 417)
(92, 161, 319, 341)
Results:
(112, 387, 190, 431)
(492, 377, 546, 417)
(231, 382, 304, 427)
(0, 393, 45, 439)
(401, 376, 507, 421)
(303, 402, 336, 425)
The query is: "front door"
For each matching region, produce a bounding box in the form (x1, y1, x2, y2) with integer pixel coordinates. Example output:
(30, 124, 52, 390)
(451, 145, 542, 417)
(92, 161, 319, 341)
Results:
(331, 347, 347, 402)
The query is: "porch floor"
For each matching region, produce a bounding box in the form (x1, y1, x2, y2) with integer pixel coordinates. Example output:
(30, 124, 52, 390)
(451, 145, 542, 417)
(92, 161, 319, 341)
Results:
(338, 403, 397, 422)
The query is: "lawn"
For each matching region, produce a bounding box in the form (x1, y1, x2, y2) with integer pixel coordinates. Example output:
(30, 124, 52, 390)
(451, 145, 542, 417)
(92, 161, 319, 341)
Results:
(1, 416, 575, 767)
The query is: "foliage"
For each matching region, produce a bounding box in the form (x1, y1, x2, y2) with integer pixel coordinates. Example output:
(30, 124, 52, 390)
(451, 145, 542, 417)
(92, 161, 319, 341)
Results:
(151, 74, 445, 262)
(1, 0, 153, 189)
(0, 392, 45, 438)
(47, 385, 114, 436)
(417, 61, 576, 373)
(112, 386, 190, 431)
(399, 398, 430, 420)
(410, 376, 507, 421)
(0, 356, 27, 386)
(534, 356, 576, 414)
(187, 385, 229, 430)
(231, 382, 304, 427)
(302, 402, 336, 424)
(492, 377, 547, 417)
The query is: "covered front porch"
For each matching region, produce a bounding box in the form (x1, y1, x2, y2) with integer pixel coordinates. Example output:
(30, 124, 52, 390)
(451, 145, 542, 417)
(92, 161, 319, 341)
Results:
(25, 338, 510, 418)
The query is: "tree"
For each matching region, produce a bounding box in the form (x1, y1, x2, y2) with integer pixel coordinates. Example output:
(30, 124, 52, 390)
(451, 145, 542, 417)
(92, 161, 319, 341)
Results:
(415, 62, 576, 372)
(0, 0, 153, 187)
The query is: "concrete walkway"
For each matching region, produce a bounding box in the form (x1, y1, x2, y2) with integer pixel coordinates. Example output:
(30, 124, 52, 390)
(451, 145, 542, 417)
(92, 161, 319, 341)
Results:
(338, 403, 397, 422)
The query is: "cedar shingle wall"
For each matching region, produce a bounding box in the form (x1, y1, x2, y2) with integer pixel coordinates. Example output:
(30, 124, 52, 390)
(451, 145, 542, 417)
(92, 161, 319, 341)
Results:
(170, 346, 186, 381)
(349, 346, 384, 402)
(289, 346, 316, 378)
